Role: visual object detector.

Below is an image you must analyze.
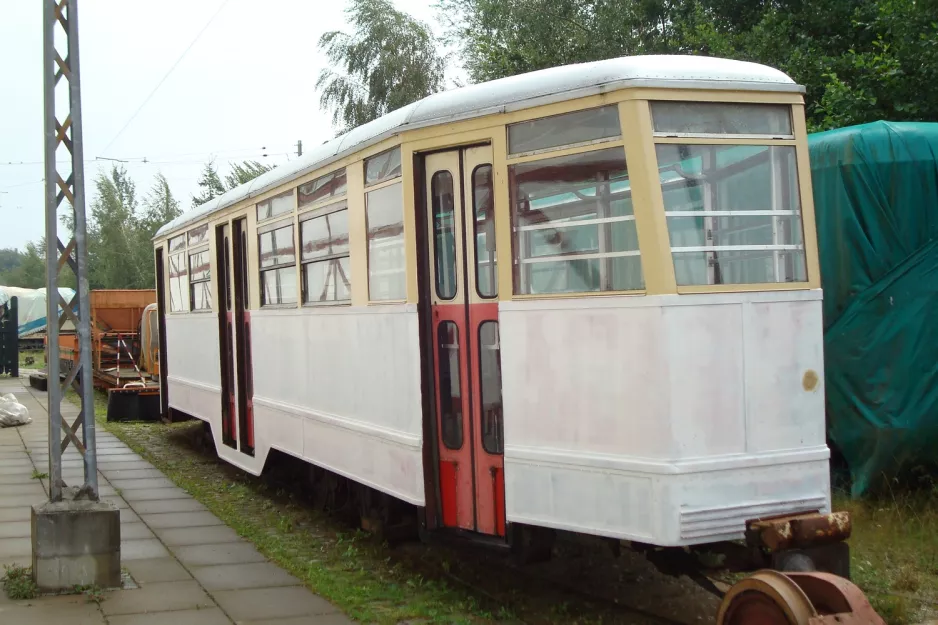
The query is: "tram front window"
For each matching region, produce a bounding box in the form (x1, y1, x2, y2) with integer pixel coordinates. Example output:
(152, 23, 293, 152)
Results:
(656, 143, 807, 286)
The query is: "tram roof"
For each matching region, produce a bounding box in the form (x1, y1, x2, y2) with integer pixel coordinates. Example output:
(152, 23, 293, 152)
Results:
(156, 54, 800, 238)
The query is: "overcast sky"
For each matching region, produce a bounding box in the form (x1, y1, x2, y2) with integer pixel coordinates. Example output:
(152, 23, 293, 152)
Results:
(0, 0, 458, 250)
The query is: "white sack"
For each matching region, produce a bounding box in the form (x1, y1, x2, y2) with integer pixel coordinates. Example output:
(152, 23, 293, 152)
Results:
(0, 397, 31, 427)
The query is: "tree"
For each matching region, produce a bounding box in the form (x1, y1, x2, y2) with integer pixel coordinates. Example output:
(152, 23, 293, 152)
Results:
(225, 160, 272, 190)
(440, 0, 938, 131)
(192, 160, 226, 207)
(87, 166, 152, 289)
(0, 242, 45, 288)
(141, 173, 182, 235)
(317, 0, 445, 132)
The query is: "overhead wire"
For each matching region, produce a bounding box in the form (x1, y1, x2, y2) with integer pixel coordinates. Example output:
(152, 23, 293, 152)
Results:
(97, 0, 233, 157)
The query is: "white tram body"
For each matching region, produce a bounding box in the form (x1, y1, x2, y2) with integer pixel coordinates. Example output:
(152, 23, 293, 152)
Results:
(154, 55, 828, 548)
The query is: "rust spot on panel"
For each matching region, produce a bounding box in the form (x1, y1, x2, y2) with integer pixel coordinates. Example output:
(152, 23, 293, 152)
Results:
(803, 370, 819, 391)
(748, 511, 852, 552)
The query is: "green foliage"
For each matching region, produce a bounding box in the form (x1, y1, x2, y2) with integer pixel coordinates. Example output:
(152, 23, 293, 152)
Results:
(193, 159, 273, 207)
(317, 0, 445, 132)
(0, 241, 47, 288)
(1, 564, 39, 600)
(439, 0, 938, 131)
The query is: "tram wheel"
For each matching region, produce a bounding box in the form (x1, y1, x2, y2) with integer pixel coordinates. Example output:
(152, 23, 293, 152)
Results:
(717, 570, 816, 625)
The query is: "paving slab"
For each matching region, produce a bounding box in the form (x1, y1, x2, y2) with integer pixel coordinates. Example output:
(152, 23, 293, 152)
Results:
(98, 461, 157, 472)
(120, 487, 191, 502)
(0, 536, 32, 558)
(121, 538, 171, 560)
(119, 507, 142, 524)
(241, 615, 355, 625)
(120, 521, 157, 540)
(0, 592, 104, 624)
(213, 586, 340, 621)
(141, 510, 224, 530)
(190, 561, 302, 591)
(131, 498, 208, 514)
(173, 541, 268, 567)
(0, 506, 31, 522)
(1, 483, 48, 496)
(109, 477, 175, 490)
(0, 492, 45, 508)
(107, 607, 231, 625)
(102, 468, 166, 480)
(101, 580, 215, 616)
(0, 521, 30, 538)
(121, 556, 193, 584)
(154, 525, 242, 546)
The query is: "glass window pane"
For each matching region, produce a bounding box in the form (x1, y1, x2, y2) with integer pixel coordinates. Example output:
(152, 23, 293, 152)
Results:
(303, 257, 351, 303)
(190, 281, 212, 311)
(298, 168, 347, 207)
(188, 249, 210, 282)
(651, 102, 792, 136)
(432, 171, 457, 300)
(479, 321, 503, 455)
(365, 147, 402, 186)
(168, 235, 186, 253)
(301, 209, 349, 261)
(187, 223, 208, 247)
(509, 147, 643, 295)
(366, 182, 406, 301)
(508, 105, 620, 155)
(656, 143, 807, 285)
(257, 191, 294, 221)
(473, 165, 497, 298)
(168, 252, 187, 312)
(437, 321, 462, 450)
(258, 224, 295, 269)
(261, 265, 297, 306)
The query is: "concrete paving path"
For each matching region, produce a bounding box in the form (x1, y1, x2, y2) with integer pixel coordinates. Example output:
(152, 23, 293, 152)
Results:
(0, 376, 352, 624)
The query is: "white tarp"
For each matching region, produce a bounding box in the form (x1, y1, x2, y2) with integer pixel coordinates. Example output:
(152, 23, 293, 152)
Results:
(0, 392, 30, 427)
(0, 286, 76, 337)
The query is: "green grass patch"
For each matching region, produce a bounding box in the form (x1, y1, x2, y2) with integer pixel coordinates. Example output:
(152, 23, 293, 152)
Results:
(18, 349, 44, 369)
(2, 564, 39, 600)
(31, 468, 49, 480)
(836, 490, 938, 623)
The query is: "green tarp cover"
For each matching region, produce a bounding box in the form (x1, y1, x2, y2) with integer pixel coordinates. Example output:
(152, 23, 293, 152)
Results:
(809, 121, 938, 496)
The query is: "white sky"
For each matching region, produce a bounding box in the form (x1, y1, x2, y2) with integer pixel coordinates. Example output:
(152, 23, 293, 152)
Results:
(0, 0, 460, 250)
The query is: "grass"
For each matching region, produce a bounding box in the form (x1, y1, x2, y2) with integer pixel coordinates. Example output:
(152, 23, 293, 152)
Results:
(836, 490, 938, 623)
(18, 349, 44, 369)
(2, 564, 39, 600)
(31, 468, 49, 480)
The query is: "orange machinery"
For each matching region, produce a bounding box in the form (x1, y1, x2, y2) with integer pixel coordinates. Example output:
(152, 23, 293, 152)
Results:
(57, 289, 161, 420)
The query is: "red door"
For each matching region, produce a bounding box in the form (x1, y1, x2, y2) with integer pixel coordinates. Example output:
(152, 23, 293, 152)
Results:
(426, 147, 505, 536)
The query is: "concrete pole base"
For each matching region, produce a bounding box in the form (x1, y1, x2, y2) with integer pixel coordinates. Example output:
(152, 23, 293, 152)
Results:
(31, 487, 121, 592)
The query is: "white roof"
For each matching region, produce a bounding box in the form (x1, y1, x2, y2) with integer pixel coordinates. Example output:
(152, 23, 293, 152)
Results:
(156, 54, 799, 238)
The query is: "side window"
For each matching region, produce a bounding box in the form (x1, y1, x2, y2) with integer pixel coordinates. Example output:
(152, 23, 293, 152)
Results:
(437, 321, 463, 450)
(258, 222, 297, 306)
(168, 252, 188, 312)
(472, 164, 497, 298)
(300, 206, 351, 304)
(256, 190, 295, 223)
(432, 171, 457, 300)
(509, 147, 643, 295)
(188, 248, 212, 311)
(365, 182, 406, 301)
(479, 321, 503, 454)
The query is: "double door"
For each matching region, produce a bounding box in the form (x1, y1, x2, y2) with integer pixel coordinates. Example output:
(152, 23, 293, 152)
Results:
(425, 146, 505, 536)
(216, 218, 255, 455)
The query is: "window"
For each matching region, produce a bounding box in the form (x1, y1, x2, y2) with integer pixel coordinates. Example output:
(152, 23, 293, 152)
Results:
(168, 252, 187, 312)
(187, 223, 209, 247)
(298, 168, 347, 208)
(365, 147, 402, 186)
(188, 248, 211, 311)
(432, 171, 457, 300)
(301, 206, 350, 303)
(437, 321, 462, 450)
(168, 235, 186, 253)
(479, 321, 503, 454)
(472, 165, 497, 298)
(508, 105, 621, 156)
(366, 182, 406, 301)
(656, 143, 806, 286)
(258, 222, 297, 305)
(509, 147, 643, 295)
(651, 102, 792, 138)
(256, 190, 294, 222)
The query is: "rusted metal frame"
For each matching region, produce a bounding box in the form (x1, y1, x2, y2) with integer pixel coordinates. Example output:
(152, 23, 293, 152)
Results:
(747, 511, 852, 553)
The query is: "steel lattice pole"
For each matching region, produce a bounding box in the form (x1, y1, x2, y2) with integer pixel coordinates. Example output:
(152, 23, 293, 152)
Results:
(42, 0, 98, 502)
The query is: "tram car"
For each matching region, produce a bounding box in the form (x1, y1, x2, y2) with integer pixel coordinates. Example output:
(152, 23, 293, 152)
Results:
(153, 55, 877, 620)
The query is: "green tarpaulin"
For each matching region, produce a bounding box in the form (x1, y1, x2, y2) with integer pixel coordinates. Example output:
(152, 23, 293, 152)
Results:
(809, 121, 938, 496)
